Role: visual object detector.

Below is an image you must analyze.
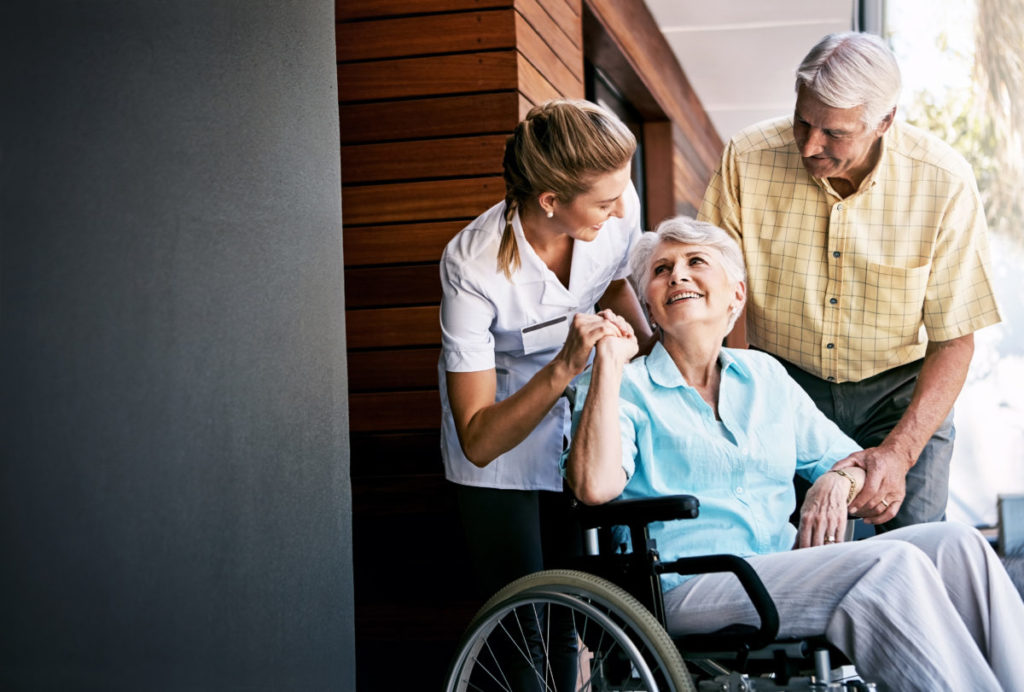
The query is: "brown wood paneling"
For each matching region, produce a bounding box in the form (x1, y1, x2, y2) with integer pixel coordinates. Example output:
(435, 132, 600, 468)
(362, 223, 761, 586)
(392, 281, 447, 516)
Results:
(515, 0, 583, 77)
(583, 0, 722, 172)
(516, 0, 581, 50)
(338, 0, 512, 21)
(350, 390, 441, 431)
(343, 219, 466, 266)
(337, 11, 515, 62)
(342, 177, 503, 225)
(673, 127, 709, 213)
(642, 120, 675, 228)
(346, 305, 440, 349)
(341, 135, 506, 184)
(514, 12, 582, 98)
(516, 52, 572, 105)
(338, 52, 518, 102)
(340, 93, 520, 144)
(344, 264, 441, 308)
(348, 348, 441, 392)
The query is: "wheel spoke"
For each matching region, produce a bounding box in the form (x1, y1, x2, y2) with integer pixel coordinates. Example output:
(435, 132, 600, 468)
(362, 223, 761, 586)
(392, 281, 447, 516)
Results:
(446, 570, 695, 692)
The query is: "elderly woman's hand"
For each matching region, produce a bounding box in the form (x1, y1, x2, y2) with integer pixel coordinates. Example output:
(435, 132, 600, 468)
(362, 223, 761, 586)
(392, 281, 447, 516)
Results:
(594, 310, 639, 366)
(795, 467, 863, 548)
(556, 311, 629, 376)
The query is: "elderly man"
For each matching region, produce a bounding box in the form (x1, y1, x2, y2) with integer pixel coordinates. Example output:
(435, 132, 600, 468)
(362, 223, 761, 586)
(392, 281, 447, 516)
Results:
(698, 31, 1001, 531)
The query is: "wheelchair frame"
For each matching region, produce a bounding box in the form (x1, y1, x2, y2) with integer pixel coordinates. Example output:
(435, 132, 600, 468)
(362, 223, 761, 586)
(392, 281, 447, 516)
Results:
(444, 494, 874, 691)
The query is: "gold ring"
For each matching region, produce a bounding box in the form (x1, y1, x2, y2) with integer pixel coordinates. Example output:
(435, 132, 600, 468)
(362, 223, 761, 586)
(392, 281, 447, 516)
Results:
(825, 536, 836, 543)
(881, 499, 890, 508)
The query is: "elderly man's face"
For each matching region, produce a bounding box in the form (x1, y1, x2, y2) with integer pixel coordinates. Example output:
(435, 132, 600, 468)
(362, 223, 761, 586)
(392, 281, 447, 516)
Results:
(793, 86, 892, 190)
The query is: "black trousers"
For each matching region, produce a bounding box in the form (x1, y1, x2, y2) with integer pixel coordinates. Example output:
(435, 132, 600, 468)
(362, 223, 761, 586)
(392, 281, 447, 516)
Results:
(456, 484, 581, 691)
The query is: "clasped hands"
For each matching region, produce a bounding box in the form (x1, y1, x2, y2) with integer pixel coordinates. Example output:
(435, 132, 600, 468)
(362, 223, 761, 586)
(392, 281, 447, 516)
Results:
(557, 310, 638, 375)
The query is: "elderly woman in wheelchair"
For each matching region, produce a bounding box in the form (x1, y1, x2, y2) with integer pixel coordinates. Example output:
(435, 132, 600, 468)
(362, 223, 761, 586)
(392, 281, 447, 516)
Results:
(556, 216, 1024, 691)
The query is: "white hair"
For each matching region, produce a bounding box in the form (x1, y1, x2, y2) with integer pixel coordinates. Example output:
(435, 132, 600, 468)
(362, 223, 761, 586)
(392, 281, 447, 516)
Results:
(795, 32, 901, 127)
(628, 216, 746, 332)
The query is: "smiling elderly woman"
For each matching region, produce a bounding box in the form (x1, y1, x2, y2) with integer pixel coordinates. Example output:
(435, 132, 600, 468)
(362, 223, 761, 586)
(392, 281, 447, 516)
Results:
(562, 216, 1024, 691)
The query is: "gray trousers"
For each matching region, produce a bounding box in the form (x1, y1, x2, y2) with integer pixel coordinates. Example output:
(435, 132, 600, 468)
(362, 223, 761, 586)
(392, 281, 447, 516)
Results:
(777, 356, 953, 531)
(664, 522, 1024, 692)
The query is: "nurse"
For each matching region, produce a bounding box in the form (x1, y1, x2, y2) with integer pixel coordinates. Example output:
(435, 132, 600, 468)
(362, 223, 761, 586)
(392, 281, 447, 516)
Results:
(439, 99, 652, 688)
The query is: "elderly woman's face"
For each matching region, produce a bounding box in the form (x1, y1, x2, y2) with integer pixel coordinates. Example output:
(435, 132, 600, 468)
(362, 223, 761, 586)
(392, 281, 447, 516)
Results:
(645, 240, 740, 334)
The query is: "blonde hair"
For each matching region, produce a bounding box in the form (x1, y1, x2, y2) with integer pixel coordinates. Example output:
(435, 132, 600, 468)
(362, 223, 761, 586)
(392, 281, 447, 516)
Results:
(497, 99, 637, 278)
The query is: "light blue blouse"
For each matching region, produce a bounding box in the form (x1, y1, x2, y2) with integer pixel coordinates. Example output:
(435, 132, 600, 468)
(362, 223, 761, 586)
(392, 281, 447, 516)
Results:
(565, 343, 861, 591)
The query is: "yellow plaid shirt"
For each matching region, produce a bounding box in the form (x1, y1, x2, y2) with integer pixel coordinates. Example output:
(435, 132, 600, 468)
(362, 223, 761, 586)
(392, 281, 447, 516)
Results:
(699, 117, 1001, 383)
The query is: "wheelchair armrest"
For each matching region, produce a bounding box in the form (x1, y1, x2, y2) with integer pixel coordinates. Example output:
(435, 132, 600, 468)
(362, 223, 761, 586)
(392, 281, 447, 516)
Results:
(572, 494, 700, 530)
(661, 553, 780, 651)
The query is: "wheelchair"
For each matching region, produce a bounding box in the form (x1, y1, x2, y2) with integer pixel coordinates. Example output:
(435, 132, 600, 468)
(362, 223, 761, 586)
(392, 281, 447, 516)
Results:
(444, 494, 874, 691)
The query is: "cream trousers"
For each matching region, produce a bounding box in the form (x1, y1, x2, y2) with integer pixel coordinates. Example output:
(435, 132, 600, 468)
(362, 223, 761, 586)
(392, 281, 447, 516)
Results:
(664, 522, 1024, 692)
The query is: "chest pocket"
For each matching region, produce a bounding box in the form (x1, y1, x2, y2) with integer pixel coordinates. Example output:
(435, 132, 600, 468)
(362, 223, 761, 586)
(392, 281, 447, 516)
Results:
(521, 312, 573, 355)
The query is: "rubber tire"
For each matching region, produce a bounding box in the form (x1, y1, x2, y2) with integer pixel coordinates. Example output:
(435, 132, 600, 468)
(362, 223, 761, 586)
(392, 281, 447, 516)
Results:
(444, 568, 695, 692)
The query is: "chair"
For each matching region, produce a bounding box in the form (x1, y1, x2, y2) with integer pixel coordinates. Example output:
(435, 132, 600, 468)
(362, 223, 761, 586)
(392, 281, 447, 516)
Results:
(444, 494, 872, 691)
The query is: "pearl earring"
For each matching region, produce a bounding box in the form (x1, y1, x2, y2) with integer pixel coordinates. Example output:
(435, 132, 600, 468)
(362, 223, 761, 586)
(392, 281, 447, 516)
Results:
(546, 210, 554, 219)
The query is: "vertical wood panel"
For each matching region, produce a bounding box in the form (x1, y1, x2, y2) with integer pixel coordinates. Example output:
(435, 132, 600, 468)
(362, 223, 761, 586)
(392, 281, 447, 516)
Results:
(642, 121, 675, 227)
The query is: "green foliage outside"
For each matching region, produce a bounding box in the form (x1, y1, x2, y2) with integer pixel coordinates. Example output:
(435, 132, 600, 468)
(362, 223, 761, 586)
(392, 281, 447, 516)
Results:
(899, 0, 1024, 244)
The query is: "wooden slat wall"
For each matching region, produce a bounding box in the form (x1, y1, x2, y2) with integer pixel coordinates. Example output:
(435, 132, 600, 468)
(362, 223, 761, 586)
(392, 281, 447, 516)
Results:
(583, 0, 723, 224)
(338, 0, 721, 687)
(337, 2, 585, 688)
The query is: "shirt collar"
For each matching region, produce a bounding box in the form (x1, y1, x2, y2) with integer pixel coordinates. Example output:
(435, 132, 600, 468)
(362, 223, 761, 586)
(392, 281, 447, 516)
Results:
(801, 130, 888, 198)
(510, 203, 588, 309)
(646, 341, 751, 389)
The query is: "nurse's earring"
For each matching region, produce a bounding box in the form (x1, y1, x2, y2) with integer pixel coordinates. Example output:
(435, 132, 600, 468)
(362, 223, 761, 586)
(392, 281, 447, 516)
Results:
(546, 209, 554, 219)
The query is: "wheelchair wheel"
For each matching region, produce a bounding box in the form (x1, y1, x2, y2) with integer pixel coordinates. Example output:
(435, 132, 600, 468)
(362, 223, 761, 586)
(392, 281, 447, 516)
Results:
(444, 569, 694, 692)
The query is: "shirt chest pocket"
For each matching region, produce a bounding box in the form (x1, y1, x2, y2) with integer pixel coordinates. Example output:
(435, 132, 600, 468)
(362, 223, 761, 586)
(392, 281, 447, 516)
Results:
(520, 311, 573, 355)
(861, 261, 930, 338)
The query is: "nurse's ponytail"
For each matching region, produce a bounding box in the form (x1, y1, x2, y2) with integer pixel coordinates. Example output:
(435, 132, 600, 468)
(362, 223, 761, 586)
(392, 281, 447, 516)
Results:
(497, 100, 636, 280)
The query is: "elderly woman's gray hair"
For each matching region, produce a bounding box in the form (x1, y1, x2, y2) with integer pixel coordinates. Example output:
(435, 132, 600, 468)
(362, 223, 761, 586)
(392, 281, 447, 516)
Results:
(628, 216, 746, 330)
(795, 32, 901, 127)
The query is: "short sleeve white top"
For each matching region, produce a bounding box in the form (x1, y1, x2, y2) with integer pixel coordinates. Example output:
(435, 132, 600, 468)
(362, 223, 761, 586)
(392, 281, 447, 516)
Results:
(439, 183, 642, 490)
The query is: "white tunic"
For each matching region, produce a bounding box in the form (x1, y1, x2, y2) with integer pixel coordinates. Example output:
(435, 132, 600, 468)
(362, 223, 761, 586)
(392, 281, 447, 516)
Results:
(439, 184, 641, 490)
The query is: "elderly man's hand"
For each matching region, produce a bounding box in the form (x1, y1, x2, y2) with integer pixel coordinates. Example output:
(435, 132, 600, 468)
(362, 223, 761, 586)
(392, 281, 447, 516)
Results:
(831, 445, 913, 525)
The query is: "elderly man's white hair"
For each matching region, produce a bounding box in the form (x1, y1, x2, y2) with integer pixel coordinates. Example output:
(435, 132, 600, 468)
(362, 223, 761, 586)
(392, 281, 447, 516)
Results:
(796, 32, 902, 127)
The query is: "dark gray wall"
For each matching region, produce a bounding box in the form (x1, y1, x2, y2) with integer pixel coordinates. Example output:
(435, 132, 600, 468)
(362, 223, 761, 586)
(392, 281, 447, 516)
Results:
(1, 2, 354, 688)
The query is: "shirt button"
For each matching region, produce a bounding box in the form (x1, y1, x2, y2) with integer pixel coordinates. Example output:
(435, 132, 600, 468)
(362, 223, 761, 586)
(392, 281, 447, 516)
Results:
(827, 376, 836, 382)
(736, 486, 744, 494)
(826, 343, 834, 349)
(832, 251, 841, 258)
(836, 203, 844, 211)
(829, 297, 838, 305)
